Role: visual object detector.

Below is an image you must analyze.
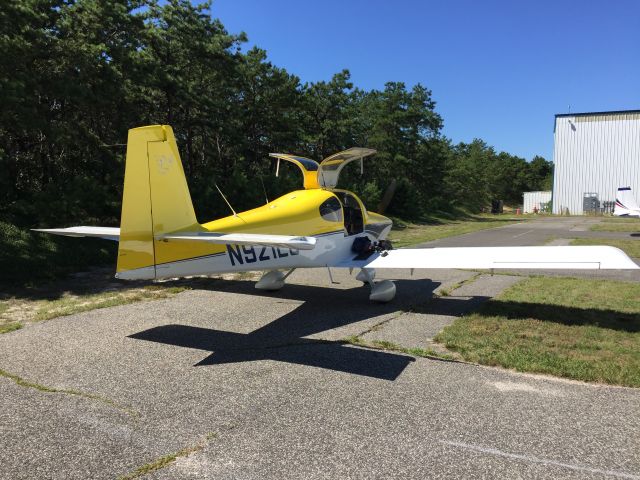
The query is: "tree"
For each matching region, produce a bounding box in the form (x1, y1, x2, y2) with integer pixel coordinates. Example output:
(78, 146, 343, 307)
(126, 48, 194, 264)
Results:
(0, 0, 554, 229)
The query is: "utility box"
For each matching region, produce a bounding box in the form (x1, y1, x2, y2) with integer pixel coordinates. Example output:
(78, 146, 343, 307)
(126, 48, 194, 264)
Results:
(583, 192, 600, 213)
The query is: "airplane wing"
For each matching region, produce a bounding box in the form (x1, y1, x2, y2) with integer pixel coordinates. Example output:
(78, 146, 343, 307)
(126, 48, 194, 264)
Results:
(32, 226, 120, 241)
(158, 232, 317, 250)
(335, 246, 639, 270)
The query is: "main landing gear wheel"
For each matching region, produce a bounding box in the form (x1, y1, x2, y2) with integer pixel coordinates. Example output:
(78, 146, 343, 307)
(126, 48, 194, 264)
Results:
(357, 268, 396, 302)
(369, 280, 396, 302)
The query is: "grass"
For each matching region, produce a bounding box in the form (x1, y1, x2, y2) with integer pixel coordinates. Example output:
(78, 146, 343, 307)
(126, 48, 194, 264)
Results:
(602, 217, 640, 223)
(0, 284, 189, 330)
(118, 433, 216, 480)
(435, 276, 640, 387)
(569, 238, 640, 258)
(0, 322, 22, 334)
(388, 213, 526, 248)
(34, 285, 188, 321)
(590, 221, 640, 233)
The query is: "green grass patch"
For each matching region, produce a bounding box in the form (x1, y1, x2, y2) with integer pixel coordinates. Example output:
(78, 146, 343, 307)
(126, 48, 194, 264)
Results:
(590, 222, 640, 233)
(389, 214, 526, 248)
(0, 322, 22, 334)
(435, 277, 640, 387)
(34, 285, 188, 321)
(0, 221, 117, 289)
(570, 238, 640, 258)
(602, 217, 640, 223)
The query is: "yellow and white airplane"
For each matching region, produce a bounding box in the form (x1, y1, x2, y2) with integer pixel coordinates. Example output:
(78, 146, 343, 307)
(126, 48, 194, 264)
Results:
(36, 125, 639, 302)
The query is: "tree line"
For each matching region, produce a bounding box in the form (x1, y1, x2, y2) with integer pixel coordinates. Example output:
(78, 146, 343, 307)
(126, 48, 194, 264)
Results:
(0, 0, 552, 228)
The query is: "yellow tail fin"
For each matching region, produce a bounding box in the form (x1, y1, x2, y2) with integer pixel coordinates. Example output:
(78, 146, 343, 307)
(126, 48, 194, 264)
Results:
(116, 125, 199, 279)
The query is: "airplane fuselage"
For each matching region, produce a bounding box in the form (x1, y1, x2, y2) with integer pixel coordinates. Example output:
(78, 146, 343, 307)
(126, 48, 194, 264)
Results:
(117, 188, 392, 280)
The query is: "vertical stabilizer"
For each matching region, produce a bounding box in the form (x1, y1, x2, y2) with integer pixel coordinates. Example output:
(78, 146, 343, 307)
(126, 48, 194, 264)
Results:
(614, 187, 640, 217)
(116, 125, 199, 279)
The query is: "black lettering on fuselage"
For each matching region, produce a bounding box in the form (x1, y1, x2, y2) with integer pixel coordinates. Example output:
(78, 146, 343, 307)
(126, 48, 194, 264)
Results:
(227, 245, 302, 266)
(227, 245, 244, 266)
(242, 245, 257, 263)
(258, 246, 270, 261)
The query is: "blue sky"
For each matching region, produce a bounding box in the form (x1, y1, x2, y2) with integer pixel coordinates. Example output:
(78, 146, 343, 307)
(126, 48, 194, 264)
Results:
(208, 0, 639, 161)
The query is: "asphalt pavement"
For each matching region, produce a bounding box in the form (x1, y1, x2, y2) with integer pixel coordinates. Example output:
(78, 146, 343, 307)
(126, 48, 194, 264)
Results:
(1, 216, 639, 479)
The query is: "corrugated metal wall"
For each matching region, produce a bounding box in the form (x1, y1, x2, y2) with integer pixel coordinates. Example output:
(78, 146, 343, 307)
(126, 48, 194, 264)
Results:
(552, 112, 640, 214)
(523, 191, 552, 213)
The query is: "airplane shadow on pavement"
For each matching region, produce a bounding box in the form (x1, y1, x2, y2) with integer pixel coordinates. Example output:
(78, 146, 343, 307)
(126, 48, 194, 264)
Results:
(129, 278, 488, 381)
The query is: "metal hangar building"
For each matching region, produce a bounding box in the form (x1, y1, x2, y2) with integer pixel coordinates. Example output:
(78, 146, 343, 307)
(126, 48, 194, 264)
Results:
(551, 109, 640, 214)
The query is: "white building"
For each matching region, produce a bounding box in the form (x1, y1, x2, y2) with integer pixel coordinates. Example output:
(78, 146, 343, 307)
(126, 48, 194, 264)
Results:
(523, 191, 552, 213)
(552, 110, 640, 214)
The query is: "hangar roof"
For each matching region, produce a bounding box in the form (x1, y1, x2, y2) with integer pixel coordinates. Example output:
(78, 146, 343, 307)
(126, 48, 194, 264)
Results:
(555, 109, 640, 118)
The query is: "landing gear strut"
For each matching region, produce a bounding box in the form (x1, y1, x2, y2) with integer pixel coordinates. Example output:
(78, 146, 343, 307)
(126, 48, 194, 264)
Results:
(357, 268, 396, 303)
(255, 269, 295, 291)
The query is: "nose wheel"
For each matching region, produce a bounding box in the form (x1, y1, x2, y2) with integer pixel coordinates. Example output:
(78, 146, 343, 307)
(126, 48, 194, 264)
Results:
(357, 268, 396, 302)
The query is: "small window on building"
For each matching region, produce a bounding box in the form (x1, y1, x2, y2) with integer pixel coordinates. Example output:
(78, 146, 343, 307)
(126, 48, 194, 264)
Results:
(319, 197, 343, 222)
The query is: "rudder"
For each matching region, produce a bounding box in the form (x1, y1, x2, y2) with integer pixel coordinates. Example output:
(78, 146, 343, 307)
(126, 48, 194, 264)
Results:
(614, 187, 640, 217)
(116, 125, 199, 279)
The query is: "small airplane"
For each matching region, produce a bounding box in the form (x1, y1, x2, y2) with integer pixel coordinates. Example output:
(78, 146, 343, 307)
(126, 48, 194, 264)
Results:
(35, 125, 639, 302)
(614, 186, 640, 218)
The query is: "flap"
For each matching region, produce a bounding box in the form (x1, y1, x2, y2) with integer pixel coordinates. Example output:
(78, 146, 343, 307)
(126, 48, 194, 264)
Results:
(158, 231, 317, 250)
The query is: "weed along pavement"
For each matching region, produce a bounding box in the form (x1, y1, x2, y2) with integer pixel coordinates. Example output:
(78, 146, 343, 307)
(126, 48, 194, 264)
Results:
(1, 217, 640, 479)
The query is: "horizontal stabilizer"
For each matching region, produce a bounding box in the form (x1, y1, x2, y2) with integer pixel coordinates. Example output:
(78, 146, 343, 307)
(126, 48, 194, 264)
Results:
(337, 246, 639, 270)
(158, 232, 317, 250)
(33, 226, 120, 241)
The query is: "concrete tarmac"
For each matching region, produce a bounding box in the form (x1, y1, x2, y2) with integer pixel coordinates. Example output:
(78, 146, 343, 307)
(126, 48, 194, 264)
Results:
(1, 216, 639, 479)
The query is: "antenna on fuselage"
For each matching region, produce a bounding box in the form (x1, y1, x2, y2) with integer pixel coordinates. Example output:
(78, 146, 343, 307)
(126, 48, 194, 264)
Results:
(215, 182, 238, 217)
(259, 176, 269, 204)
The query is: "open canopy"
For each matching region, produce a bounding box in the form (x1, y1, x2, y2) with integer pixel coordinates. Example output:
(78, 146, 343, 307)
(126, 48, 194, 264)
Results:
(318, 148, 377, 188)
(269, 153, 320, 189)
(269, 148, 377, 189)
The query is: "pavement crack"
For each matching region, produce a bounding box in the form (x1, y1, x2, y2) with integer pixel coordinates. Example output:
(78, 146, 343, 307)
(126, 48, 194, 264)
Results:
(354, 309, 407, 339)
(440, 440, 640, 479)
(343, 336, 458, 362)
(0, 368, 139, 417)
(118, 432, 216, 480)
(435, 272, 482, 297)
